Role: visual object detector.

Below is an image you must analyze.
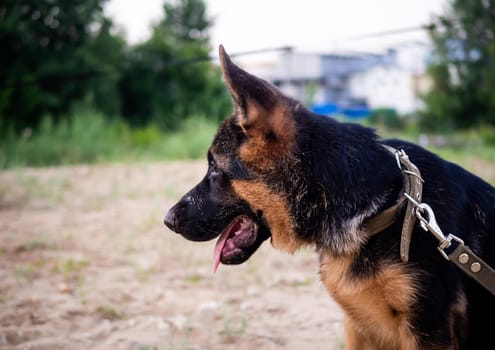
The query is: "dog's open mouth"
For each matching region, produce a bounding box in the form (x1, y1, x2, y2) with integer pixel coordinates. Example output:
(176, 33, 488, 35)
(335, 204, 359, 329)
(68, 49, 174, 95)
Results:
(213, 216, 258, 272)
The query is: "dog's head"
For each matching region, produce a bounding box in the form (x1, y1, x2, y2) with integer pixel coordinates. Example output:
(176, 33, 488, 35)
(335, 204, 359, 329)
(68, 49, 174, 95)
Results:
(164, 45, 312, 271)
(164, 45, 394, 270)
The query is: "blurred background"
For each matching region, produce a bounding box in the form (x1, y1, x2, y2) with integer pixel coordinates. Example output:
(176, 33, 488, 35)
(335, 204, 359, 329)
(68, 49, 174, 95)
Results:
(1, 0, 495, 168)
(1, 1, 495, 350)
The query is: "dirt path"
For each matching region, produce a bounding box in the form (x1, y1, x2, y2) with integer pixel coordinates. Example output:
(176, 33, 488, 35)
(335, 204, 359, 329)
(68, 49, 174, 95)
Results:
(0, 161, 345, 350)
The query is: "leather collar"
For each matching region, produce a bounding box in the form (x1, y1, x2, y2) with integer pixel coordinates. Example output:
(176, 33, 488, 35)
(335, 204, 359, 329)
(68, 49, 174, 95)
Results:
(362, 145, 424, 262)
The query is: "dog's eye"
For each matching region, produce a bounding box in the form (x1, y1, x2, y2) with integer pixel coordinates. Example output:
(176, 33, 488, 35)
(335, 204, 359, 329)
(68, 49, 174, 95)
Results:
(209, 163, 232, 183)
(209, 160, 222, 175)
(209, 161, 222, 177)
(207, 153, 232, 179)
(213, 166, 228, 178)
(208, 152, 220, 172)
(210, 161, 219, 174)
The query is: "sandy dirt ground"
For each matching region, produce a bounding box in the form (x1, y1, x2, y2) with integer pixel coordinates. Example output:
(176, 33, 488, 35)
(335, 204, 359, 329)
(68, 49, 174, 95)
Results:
(0, 161, 346, 350)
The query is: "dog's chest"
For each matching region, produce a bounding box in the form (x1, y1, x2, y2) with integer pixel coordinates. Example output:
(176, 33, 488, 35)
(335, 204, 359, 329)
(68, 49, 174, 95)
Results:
(319, 253, 418, 347)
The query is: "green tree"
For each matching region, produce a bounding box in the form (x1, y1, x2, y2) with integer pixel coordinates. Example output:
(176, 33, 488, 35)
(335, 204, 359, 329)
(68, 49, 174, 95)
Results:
(0, 0, 124, 133)
(119, 0, 230, 129)
(80, 17, 126, 118)
(422, 0, 495, 130)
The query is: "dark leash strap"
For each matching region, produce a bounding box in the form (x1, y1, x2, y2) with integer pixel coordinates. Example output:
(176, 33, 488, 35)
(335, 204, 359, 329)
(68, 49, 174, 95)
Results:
(405, 196, 495, 296)
(448, 240, 495, 295)
(365, 145, 495, 296)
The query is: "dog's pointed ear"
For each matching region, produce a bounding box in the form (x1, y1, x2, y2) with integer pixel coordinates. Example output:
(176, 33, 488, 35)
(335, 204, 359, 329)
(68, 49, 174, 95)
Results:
(218, 45, 294, 147)
(219, 45, 279, 112)
(218, 45, 296, 164)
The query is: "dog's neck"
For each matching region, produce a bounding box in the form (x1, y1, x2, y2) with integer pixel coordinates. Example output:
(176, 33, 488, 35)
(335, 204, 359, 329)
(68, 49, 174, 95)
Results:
(290, 116, 404, 256)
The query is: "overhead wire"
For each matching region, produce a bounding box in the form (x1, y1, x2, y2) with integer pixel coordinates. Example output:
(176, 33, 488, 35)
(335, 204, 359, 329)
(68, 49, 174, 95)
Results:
(0, 19, 456, 91)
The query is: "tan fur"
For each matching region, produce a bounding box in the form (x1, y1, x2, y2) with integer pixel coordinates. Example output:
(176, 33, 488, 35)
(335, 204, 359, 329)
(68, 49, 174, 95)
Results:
(344, 317, 376, 350)
(209, 144, 231, 170)
(320, 252, 420, 349)
(238, 102, 296, 170)
(231, 180, 305, 253)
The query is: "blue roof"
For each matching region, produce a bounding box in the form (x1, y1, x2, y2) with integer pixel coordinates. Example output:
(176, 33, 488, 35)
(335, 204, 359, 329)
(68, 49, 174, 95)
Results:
(311, 103, 340, 115)
(311, 103, 371, 119)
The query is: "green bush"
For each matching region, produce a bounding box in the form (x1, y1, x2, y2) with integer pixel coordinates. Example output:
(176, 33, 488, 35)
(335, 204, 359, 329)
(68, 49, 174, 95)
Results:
(368, 108, 404, 130)
(479, 125, 495, 146)
(131, 125, 162, 148)
(0, 110, 131, 168)
(0, 111, 219, 168)
(161, 116, 217, 159)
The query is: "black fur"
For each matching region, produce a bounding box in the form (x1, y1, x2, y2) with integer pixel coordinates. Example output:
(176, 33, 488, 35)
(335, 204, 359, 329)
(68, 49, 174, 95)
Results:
(165, 46, 495, 349)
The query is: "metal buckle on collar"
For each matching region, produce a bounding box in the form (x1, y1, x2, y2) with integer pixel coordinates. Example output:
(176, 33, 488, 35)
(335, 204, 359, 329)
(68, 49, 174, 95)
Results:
(364, 146, 425, 262)
(394, 150, 423, 182)
(387, 147, 424, 262)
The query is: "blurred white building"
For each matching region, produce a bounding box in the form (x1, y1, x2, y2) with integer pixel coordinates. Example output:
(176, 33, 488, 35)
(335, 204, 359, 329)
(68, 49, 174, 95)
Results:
(348, 43, 430, 114)
(242, 42, 431, 116)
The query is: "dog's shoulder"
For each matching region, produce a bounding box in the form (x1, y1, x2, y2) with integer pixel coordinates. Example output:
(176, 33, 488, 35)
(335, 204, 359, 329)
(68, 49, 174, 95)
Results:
(383, 137, 495, 264)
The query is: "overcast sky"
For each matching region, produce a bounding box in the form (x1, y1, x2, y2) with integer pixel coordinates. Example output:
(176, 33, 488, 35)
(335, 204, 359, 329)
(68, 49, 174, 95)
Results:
(105, 0, 447, 56)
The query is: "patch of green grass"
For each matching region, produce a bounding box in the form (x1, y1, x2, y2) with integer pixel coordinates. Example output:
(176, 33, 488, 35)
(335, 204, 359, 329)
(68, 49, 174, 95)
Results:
(433, 144, 495, 165)
(78, 288, 88, 306)
(167, 327, 192, 350)
(362, 120, 495, 184)
(139, 211, 160, 233)
(0, 289, 10, 303)
(162, 185, 185, 200)
(134, 264, 157, 283)
(290, 276, 315, 287)
(155, 117, 217, 160)
(10, 172, 72, 206)
(220, 308, 248, 342)
(0, 111, 217, 168)
(0, 181, 9, 205)
(96, 305, 126, 320)
(14, 234, 50, 252)
(375, 124, 495, 163)
(185, 273, 202, 284)
(3, 109, 494, 177)
(14, 263, 36, 283)
(333, 337, 346, 350)
(1, 111, 129, 168)
(52, 257, 89, 281)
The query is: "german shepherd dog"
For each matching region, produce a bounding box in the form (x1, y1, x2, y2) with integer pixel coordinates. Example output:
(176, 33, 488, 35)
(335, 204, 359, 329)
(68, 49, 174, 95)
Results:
(164, 45, 495, 349)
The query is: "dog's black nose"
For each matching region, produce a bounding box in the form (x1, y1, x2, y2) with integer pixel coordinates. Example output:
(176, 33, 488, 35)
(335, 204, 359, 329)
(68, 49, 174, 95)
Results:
(164, 208, 178, 232)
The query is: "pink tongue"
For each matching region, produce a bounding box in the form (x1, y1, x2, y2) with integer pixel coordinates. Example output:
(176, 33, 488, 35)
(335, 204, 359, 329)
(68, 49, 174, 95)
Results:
(213, 220, 240, 273)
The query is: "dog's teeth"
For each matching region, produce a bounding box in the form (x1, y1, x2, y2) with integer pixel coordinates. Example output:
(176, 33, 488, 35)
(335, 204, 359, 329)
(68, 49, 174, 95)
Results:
(240, 218, 251, 230)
